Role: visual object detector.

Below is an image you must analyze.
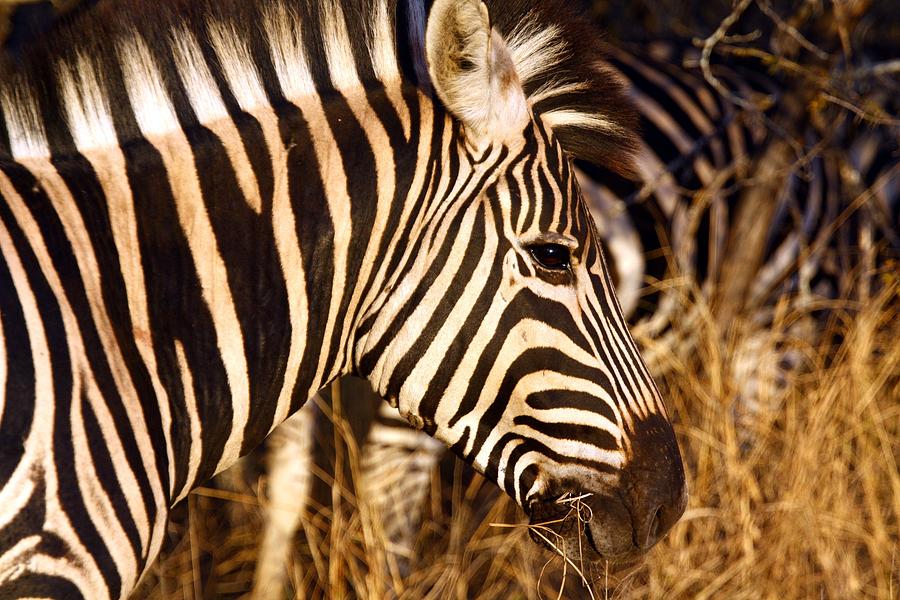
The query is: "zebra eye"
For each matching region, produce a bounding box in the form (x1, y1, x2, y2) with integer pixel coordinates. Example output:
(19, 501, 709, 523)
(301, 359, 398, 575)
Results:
(529, 244, 571, 271)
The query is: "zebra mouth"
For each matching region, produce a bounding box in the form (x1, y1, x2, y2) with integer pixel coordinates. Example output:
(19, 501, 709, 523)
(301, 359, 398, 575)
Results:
(526, 493, 608, 560)
(525, 492, 651, 564)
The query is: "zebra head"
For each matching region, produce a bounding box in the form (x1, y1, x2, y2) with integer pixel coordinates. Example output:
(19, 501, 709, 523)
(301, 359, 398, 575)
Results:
(358, 0, 686, 562)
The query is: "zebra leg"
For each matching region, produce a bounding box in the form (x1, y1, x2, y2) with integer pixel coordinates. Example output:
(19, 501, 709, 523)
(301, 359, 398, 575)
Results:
(249, 399, 318, 599)
(357, 402, 445, 573)
(249, 379, 445, 590)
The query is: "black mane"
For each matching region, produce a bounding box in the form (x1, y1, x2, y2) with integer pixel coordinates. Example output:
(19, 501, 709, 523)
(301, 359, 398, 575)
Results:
(0, 0, 636, 172)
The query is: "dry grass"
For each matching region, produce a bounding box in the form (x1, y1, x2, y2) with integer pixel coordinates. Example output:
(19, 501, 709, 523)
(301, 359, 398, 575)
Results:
(135, 266, 899, 599)
(628, 279, 900, 599)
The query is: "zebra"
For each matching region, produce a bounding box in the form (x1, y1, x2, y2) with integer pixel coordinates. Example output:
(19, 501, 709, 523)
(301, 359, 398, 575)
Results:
(242, 38, 778, 595)
(243, 39, 900, 597)
(0, 0, 688, 597)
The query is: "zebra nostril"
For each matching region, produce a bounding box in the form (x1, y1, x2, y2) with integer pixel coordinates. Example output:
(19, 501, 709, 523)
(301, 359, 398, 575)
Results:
(645, 505, 663, 547)
(624, 415, 687, 551)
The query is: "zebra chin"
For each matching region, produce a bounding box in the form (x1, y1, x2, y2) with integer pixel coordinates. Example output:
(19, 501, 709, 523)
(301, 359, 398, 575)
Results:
(524, 414, 688, 562)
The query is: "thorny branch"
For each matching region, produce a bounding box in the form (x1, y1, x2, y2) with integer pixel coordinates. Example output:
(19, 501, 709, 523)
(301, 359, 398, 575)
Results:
(695, 0, 900, 128)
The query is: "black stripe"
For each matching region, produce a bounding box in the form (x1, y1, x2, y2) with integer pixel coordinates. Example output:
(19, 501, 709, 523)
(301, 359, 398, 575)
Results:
(525, 387, 617, 425)
(81, 392, 143, 568)
(121, 136, 231, 488)
(298, 2, 333, 91)
(513, 415, 618, 452)
(181, 122, 291, 454)
(1, 574, 86, 600)
(0, 104, 10, 157)
(0, 211, 35, 488)
(519, 154, 539, 231)
(277, 102, 333, 415)
(0, 467, 46, 558)
(504, 151, 532, 229)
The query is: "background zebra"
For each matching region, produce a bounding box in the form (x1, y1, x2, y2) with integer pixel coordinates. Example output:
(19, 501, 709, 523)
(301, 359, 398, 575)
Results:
(0, 0, 689, 597)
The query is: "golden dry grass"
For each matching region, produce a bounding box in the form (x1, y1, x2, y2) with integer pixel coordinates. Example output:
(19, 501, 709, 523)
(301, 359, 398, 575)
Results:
(135, 265, 899, 599)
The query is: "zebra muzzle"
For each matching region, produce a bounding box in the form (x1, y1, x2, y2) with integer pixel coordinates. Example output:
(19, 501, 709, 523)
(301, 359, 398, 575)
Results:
(526, 414, 687, 562)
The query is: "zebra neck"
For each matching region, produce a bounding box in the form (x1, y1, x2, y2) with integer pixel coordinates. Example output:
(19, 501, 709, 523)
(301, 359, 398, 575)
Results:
(0, 78, 440, 510)
(0, 0, 444, 498)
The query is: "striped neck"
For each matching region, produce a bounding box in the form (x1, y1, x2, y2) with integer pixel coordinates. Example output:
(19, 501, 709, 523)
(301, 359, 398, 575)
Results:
(0, 0, 449, 499)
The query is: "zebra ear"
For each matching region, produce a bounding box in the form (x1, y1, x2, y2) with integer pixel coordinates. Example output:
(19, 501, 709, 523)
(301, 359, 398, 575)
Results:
(425, 0, 529, 143)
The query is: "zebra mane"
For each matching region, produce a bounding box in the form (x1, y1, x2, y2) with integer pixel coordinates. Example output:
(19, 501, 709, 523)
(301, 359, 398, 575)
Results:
(0, 0, 636, 172)
(482, 0, 637, 173)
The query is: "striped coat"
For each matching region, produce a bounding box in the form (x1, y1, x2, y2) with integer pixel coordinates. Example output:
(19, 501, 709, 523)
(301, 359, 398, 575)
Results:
(0, 0, 685, 596)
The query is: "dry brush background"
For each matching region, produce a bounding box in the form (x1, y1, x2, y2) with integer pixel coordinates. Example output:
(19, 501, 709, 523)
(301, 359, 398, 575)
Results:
(2, 0, 898, 598)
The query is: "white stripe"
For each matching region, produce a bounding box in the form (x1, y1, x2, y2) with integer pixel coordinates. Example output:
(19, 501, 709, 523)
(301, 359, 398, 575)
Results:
(368, 0, 399, 83)
(208, 20, 270, 112)
(512, 426, 623, 466)
(520, 456, 546, 505)
(322, 0, 360, 90)
(58, 52, 118, 150)
(540, 109, 620, 134)
(172, 28, 264, 213)
(172, 340, 202, 502)
(506, 22, 566, 85)
(119, 36, 180, 137)
(171, 29, 230, 124)
(495, 437, 524, 500)
(263, 3, 317, 100)
(527, 80, 589, 105)
(367, 0, 412, 140)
